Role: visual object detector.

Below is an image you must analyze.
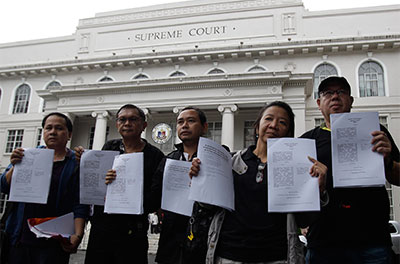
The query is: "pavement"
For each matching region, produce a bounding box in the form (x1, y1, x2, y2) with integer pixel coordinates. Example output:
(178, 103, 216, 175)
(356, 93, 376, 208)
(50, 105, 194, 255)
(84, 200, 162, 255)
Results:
(69, 228, 160, 263)
(69, 250, 157, 264)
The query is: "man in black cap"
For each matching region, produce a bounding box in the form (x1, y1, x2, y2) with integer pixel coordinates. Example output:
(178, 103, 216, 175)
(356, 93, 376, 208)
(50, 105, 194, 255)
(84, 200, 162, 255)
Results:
(300, 76, 400, 263)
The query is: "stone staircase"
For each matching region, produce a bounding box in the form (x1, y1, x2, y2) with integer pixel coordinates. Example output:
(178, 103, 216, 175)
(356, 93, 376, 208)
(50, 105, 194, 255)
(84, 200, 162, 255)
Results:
(148, 232, 160, 254)
(78, 223, 160, 255)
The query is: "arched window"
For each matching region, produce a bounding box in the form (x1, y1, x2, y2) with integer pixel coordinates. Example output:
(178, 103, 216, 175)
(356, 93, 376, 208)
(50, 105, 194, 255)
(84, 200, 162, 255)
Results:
(359, 61, 385, 97)
(313, 63, 338, 98)
(99, 76, 114, 82)
(13, 84, 31, 114)
(207, 68, 225, 75)
(43, 81, 61, 112)
(248, 65, 266, 72)
(169, 71, 186, 77)
(47, 80, 61, 88)
(132, 73, 149, 80)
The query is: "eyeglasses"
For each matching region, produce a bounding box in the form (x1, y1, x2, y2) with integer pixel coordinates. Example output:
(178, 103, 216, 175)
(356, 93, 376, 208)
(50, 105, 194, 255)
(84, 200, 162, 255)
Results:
(319, 89, 349, 98)
(256, 162, 266, 183)
(116, 117, 141, 123)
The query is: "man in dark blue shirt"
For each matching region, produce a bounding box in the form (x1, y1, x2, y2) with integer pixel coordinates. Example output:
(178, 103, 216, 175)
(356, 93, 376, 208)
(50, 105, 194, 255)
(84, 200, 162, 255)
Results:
(1, 112, 89, 264)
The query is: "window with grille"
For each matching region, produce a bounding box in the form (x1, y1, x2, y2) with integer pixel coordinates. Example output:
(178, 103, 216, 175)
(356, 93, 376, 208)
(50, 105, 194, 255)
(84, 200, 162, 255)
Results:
(88, 126, 110, 149)
(207, 68, 225, 75)
(379, 116, 388, 129)
(386, 181, 394, 220)
(43, 81, 61, 112)
(378, 115, 393, 219)
(13, 84, 30, 114)
(206, 122, 222, 144)
(244, 120, 255, 148)
(315, 118, 325, 128)
(169, 71, 186, 77)
(133, 73, 149, 80)
(99, 76, 113, 82)
(313, 63, 338, 99)
(0, 193, 7, 217)
(359, 61, 385, 97)
(248, 65, 266, 72)
(5, 130, 24, 153)
(36, 128, 43, 147)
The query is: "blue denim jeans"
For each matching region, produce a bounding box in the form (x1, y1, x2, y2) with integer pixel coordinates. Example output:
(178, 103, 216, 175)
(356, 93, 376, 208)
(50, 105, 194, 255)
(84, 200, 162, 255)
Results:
(306, 246, 392, 264)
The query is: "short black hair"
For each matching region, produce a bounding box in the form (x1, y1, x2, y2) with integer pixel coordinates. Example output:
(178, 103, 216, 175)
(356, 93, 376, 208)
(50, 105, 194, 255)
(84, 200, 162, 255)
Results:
(116, 104, 146, 121)
(318, 76, 351, 97)
(179, 106, 207, 126)
(42, 112, 73, 132)
(253, 101, 295, 142)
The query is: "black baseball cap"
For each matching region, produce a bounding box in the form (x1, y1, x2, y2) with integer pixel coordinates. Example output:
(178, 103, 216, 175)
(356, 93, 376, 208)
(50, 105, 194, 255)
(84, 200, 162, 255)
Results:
(318, 76, 351, 95)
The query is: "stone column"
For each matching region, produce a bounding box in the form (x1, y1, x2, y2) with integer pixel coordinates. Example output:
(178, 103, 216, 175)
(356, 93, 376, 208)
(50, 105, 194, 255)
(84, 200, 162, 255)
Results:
(218, 104, 238, 151)
(64, 113, 75, 149)
(91, 111, 110, 150)
(293, 108, 306, 137)
(141, 108, 149, 140)
(173, 106, 185, 144)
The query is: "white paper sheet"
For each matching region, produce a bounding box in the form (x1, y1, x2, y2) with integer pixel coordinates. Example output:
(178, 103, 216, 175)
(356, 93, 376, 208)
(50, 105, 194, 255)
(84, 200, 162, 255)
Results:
(9, 148, 54, 204)
(28, 212, 75, 239)
(161, 159, 194, 216)
(104, 153, 144, 214)
(80, 150, 119, 205)
(267, 138, 320, 212)
(331, 112, 385, 187)
(188, 137, 234, 210)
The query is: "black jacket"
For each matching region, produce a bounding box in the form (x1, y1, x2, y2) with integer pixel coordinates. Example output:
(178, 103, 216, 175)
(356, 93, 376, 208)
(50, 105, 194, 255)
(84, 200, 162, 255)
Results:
(88, 139, 165, 244)
(155, 143, 192, 264)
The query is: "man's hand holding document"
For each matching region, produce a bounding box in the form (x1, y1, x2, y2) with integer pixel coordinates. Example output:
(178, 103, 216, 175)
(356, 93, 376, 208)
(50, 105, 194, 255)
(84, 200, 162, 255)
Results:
(188, 137, 234, 210)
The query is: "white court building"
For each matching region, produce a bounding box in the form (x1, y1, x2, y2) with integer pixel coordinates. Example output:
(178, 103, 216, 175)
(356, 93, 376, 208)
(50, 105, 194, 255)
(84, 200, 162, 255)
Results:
(0, 0, 399, 221)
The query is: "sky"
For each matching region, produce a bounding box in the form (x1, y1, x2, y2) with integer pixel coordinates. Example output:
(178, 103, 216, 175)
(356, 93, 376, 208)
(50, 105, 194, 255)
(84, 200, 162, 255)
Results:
(0, 0, 399, 44)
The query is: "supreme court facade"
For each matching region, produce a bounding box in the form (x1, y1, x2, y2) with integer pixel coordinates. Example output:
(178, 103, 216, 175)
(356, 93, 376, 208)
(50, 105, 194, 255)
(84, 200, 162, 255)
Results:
(0, 0, 399, 220)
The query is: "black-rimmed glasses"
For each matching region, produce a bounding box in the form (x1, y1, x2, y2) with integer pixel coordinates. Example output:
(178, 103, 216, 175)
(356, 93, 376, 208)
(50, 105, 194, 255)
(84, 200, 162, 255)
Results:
(116, 117, 140, 123)
(319, 89, 349, 98)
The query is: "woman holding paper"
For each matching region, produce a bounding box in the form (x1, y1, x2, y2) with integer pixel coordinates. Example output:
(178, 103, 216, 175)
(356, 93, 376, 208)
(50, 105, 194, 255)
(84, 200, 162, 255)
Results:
(190, 101, 327, 264)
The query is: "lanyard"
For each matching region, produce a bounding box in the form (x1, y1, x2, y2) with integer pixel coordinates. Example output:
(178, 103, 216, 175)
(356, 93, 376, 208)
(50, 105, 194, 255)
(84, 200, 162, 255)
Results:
(320, 122, 331, 132)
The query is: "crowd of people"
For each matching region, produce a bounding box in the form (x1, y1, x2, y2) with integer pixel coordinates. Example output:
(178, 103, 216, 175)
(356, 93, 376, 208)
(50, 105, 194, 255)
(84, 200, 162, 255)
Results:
(0, 76, 399, 264)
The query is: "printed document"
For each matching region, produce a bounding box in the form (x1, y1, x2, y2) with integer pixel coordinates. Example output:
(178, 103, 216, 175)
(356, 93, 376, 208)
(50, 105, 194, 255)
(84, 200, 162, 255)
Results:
(80, 150, 119, 205)
(161, 159, 194, 216)
(331, 112, 385, 187)
(188, 137, 234, 210)
(104, 153, 144, 214)
(9, 148, 54, 204)
(28, 212, 74, 239)
(267, 138, 320, 212)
